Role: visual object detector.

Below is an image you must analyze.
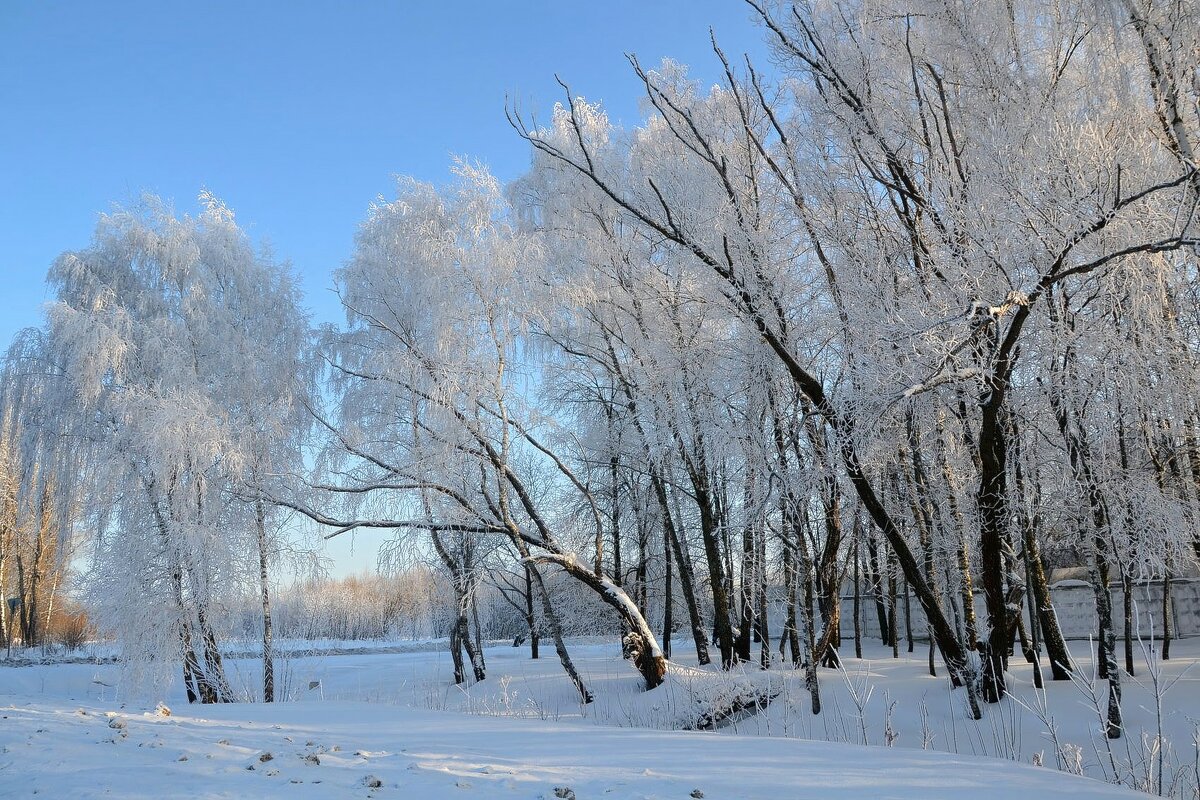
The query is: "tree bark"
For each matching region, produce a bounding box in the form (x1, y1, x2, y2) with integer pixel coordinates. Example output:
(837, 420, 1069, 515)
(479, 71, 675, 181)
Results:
(255, 499, 274, 703)
(529, 553, 665, 690)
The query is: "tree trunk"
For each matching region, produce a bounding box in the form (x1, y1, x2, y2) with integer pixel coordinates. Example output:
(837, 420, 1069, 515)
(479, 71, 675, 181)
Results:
(1122, 572, 1135, 677)
(655, 468, 709, 665)
(1049, 385, 1121, 737)
(853, 525, 862, 660)
(610, 452, 621, 585)
(1023, 551, 1044, 689)
(735, 492, 755, 663)
(695, 480, 735, 668)
(174, 567, 200, 704)
(757, 521, 770, 670)
(903, 577, 914, 654)
(1092, 550, 1122, 739)
(255, 499, 274, 703)
(529, 562, 594, 701)
(781, 518, 801, 666)
(662, 508, 673, 661)
(524, 564, 539, 660)
(797, 529, 821, 714)
(195, 600, 232, 703)
(1022, 516, 1071, 680)
(530, 553, 665, 690)
(867, 535, 891, 645)
(1162, 570, 1172, 661)
(888, 545, 899, 660)
(935, 415, 978, 650)
(449, 613, 466, 685)
(977, 397, 1012, 703)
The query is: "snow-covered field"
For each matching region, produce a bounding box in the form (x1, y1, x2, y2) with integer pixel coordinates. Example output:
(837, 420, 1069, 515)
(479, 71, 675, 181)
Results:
(3, 636, 1195, 798)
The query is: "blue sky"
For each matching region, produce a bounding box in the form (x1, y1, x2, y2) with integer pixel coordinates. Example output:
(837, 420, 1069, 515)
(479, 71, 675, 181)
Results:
(1, 1, 771, 572)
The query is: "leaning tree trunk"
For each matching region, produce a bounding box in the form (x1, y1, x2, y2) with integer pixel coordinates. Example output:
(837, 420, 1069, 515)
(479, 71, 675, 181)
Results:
(1023, 507, 1072, 680)
(529, 553, 666, 690)
(1012, 436, 1072, 682)
(528, 561, 594, 702)
(431, 532, 485, 684)
(174, 568, 201, 704)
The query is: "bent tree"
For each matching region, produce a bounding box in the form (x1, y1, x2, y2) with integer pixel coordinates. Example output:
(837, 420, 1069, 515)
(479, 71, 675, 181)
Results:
(282, 166, 667, 692)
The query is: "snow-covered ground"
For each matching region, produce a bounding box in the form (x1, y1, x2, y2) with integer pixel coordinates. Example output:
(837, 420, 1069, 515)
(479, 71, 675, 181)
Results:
(3, 636, 1195, 798)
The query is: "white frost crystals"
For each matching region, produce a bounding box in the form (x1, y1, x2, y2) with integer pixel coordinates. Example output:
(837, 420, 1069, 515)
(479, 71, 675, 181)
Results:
(47, 194, 309, 702)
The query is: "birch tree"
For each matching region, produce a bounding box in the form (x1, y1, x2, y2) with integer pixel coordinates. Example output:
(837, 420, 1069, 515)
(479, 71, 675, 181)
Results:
(48, 193, 308, 702)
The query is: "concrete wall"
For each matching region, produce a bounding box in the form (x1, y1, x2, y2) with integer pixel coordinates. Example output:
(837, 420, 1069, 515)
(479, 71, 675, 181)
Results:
(766, 578, 1200, 643)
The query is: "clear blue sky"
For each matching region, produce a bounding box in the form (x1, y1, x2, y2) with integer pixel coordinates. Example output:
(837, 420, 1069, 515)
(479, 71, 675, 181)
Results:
(0, 1, 771, 573)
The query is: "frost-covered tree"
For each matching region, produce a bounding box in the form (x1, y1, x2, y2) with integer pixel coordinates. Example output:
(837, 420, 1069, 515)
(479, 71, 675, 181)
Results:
(0, 329, 82, 650)
(47, 193, 309, 702)
(287, 165, 667, 692)
(510, 0, 1200, 724)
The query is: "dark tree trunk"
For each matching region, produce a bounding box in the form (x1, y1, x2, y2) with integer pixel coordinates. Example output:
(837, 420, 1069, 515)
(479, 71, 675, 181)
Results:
(532, 564, 593, 702)
(449, 614, 466, 685)
(531, 554, 665, 691)
(1011, 416, 1071, 681)
(757, 521, 771, 670)
(1162, 570, 1173, 661)
(1023, 551, 1045, 689)
(780, 520, 801, 666)
(662, 507, 673, 661)
(610, 452, 622, 587)
(735, 503, 755, 664)
(888, 544, 899, 660)
(977, 397, 1012, 703)
(853, 523, 862, 660)
(195, 602, 232, 703)
(654, 468, 709, 665)
(903, 577, 914, 654)
(1048, 383, 1122, 738)
(867, 534, 891, 645)
(695, 480, 735, 668)
(1123, 572, 1135, 676)
(524, 564, 539, 660)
